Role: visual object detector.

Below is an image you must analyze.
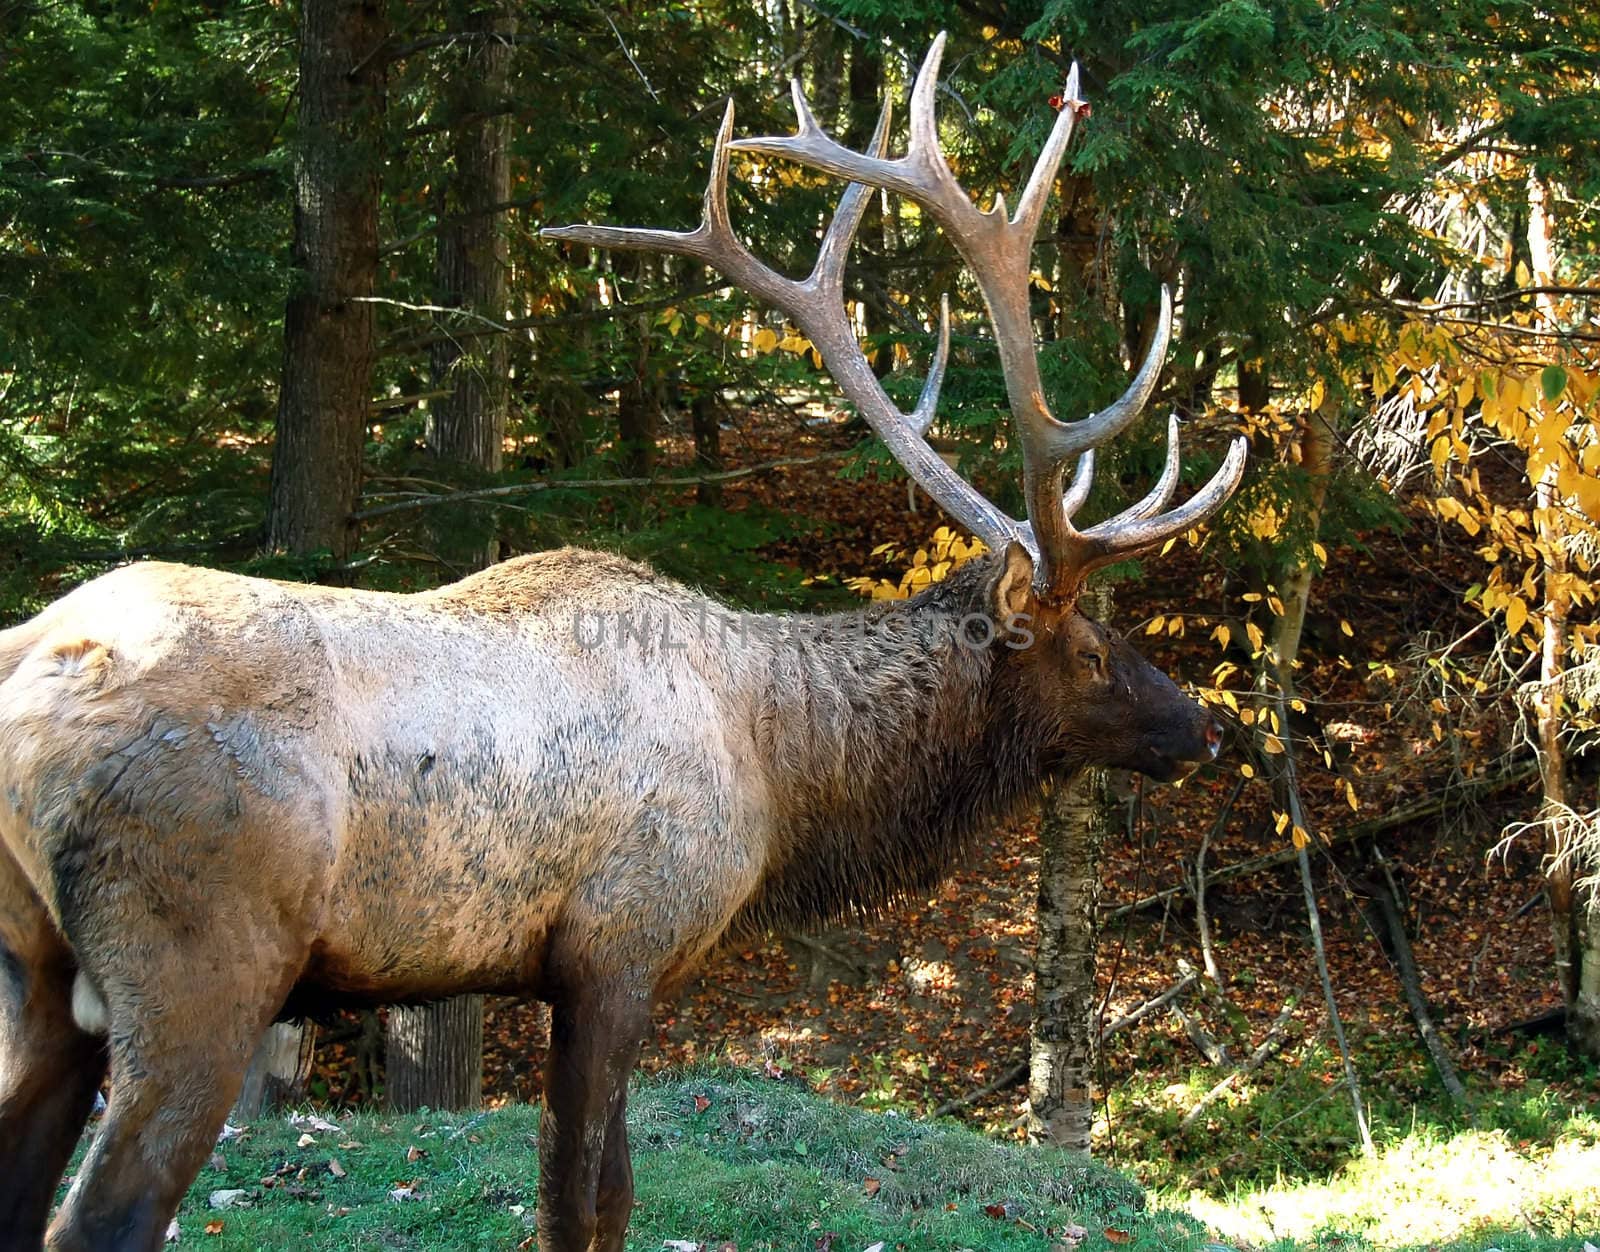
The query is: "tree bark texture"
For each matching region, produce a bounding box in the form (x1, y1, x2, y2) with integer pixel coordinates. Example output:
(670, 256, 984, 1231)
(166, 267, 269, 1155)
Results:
(426, 1, 512, 474)
(1526, 172, 1598, 1058)
(232, 1022, 316, 1119)
(266, 0, 388, 562)
(1027, 581, 1112, 1150)
(1269, 391, 1337, 692)
(386, 997, 484, 1112)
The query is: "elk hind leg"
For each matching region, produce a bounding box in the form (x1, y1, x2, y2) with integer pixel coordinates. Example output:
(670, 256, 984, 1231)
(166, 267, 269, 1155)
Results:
(0, 906, 107, 1251)
(44, 914, 304, 1252)
(537, 980, 649, 1252)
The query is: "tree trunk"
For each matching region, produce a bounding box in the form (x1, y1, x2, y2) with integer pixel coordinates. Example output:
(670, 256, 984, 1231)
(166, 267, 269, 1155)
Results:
(1526, 172, 1597, 1057)
(386, 998, 484, 1113)
(386, 2, 510, 1104)
(266, 0, 388, 563)
(1027, 581, 1112, 1150)
(691, 387, 724, 508)
(616, 305, 658, 480)
(232, 1022, 317, 1120)
(1238, 347, 1270, 411)
(426, 0, 512, 477)
(1269, 391, 1337, 690)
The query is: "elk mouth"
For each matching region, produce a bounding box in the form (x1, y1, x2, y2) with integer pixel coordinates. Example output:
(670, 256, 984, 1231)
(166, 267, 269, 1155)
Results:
(1139, 716, 1224, 783)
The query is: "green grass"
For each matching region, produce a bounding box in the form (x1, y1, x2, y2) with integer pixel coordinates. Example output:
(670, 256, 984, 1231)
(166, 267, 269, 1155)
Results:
(64, 1067, 1599, 1250)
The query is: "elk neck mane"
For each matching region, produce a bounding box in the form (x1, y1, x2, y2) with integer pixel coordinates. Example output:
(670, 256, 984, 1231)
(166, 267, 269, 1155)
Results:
(731, 553, 1065, 937)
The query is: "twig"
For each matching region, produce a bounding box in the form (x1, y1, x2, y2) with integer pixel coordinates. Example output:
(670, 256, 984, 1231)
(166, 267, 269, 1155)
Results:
(348, 452, 850, 522)
(1276, 692, 1375, 1157)
(1097, 972, 1197, 1038)
(930, 1060, 1027, 1119)
(1179, 992, 1301, 1131)
(1368, 848, 1470, 1108)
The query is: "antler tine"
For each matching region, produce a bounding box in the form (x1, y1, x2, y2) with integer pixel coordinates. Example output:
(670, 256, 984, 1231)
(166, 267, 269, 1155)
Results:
(907, 293, 951, 437)
(810, 100, 892, 296)
(1060, 450, 1096, 519)
(1059, 433, 1249, 584)
(1109, 413, 1183, 525)
(1012, 62, 1084, 241)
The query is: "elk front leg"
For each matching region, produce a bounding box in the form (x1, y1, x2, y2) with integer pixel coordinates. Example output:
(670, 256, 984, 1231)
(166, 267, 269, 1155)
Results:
(591, 1093, 634, 1252)
(0, 882, 107, 1252)
(537, 981, 649, 1252)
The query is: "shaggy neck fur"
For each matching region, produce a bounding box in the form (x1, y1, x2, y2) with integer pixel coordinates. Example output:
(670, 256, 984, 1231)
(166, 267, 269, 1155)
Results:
(732, 556, 1068, 937)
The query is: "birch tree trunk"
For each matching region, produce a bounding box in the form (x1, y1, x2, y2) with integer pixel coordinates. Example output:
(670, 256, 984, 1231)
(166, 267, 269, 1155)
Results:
(1027, 582, 1112, 1150)
(1526, 172, 1599, 1058)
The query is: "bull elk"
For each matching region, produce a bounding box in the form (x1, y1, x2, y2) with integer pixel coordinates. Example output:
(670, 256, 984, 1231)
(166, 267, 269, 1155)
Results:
(0, 36, 1244, 1252)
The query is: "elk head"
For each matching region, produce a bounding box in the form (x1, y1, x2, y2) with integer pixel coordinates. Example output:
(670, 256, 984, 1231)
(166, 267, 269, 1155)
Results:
(545, 34, 1246, 783)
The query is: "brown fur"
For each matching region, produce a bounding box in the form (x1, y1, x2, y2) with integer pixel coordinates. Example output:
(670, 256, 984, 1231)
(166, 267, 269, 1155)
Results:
(0, 545, 1218, 1251)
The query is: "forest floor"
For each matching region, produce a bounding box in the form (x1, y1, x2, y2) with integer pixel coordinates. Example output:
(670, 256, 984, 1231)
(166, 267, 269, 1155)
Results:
(311, 401, 1598, 1244)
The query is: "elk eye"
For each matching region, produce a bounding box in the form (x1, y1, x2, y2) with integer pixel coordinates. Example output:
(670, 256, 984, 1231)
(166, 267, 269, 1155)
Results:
(1079, 650, 1105, 675)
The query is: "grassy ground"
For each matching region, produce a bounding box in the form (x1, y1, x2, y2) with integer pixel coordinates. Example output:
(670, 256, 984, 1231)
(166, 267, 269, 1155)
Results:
(69, 1068, 1596, 1251)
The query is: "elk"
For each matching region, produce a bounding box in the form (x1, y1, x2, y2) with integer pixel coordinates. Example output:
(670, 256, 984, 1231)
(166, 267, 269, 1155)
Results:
(0, 36, 1244, 1252)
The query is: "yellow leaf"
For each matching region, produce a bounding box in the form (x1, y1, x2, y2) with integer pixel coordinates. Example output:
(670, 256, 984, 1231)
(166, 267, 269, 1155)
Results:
(1312, 542, 1328, 564)
(1240, 763, 1255, 779)
(1274, 810, 1290, 835)
(1262, 734, 1285, 754)
(1505, 595, 1529, 637)
(1340, 619, 1353, 637)
(1344, 780, 1359, 811)
(1167, 615, 1184, 636)
(1246, 621, 1265, 652)
(1291, 825, 1309, 849)
(752, 327, 779, 354)
(1145, 615, 1166, 635)
(1212, 624, 1232, 651)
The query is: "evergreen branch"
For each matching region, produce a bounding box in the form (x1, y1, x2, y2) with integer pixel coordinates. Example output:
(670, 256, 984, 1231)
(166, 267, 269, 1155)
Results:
(349, 452, 851, 522)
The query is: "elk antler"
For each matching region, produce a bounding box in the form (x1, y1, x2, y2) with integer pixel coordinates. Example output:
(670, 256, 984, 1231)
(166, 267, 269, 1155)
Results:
(544, 35, 1247, 605)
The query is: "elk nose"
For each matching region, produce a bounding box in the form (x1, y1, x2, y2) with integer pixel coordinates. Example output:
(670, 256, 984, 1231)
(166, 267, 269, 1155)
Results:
(1203, 717, 1224, 758)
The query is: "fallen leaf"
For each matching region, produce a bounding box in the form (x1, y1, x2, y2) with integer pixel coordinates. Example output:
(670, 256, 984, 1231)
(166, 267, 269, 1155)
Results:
(207, 1153, 225, 1172)
(983, 1203, 1008, 1219)
(289, 1113, 339, 1134)
(693, 1094, 711, 1113)
(388, 1184, 422, 1202)
(862, 1177, 881, 1197)
(327, 1158, 346, 1178)
(164, 1219, 181, 1244)
(215, 1124, 245, 1142)
(1104, 1229, 1131, 1245)
(662, 1242, 704, 1252)
(863, 1243, 886, 1252)
(203, 1221, 223, 1237)
(405, 1145, 426, 1162)
(206, 1190, 247, 1211)
(296, 1133, 316, 1148)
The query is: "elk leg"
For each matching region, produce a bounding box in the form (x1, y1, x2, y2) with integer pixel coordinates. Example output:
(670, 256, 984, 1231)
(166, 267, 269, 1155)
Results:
(590, 1094, 634, 1252)
(44, 919, 303, 1252)
(536, 982, 648, 1252)
(0, 927, 106, 1251)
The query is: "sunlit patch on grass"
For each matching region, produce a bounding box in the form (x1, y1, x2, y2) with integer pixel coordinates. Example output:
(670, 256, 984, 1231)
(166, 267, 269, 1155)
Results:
(1182, 1116, 1600, 1248)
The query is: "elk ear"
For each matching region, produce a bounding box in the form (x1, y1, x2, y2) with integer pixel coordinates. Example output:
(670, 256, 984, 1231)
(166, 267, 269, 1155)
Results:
(989, 541, 1036, 622)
